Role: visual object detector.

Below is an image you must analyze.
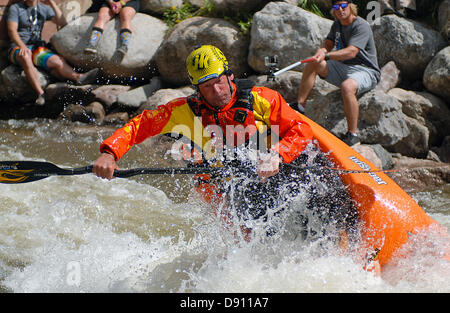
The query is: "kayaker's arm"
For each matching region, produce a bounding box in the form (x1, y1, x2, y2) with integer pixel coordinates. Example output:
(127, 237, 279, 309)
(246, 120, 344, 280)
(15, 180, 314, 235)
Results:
(95, 104, 177, 179)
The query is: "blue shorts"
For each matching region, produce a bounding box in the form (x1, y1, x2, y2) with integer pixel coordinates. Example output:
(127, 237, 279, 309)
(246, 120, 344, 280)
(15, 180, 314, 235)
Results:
(323, 60, 378, 96)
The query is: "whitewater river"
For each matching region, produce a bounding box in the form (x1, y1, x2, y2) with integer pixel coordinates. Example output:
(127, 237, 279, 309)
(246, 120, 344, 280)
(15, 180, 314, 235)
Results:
(0, 118, 449, 293)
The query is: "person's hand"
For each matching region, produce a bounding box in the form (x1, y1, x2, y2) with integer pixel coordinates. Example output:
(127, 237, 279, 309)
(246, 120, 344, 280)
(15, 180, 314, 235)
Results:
(93, 152, 119, 180)
(18, 45, 31, 58)
(312, 48, 327, 63)
(108, 0, 121, 14)
(257, 152, 282, 182)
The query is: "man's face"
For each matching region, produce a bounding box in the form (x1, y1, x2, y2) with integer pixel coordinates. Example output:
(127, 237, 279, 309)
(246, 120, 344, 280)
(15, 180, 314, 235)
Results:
(198, 74, 234, 109)
(333, 1, 351, 20)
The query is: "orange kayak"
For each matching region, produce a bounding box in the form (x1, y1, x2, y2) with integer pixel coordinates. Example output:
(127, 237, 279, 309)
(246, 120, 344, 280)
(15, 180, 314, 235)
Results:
(300, 115, 449, 271)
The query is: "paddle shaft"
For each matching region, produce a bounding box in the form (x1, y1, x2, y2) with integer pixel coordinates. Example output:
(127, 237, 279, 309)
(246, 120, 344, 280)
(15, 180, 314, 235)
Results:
(0, 161, 219, 184)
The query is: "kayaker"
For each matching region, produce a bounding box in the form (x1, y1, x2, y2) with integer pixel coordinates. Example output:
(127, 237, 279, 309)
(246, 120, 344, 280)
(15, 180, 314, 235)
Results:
(291, 0, 381, 146)
(93, 45, 357, 240)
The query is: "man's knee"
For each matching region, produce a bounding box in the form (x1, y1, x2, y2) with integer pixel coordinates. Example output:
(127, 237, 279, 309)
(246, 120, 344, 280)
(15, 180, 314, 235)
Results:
(340, 79, 358, 96)
(46, 55, 64, 69)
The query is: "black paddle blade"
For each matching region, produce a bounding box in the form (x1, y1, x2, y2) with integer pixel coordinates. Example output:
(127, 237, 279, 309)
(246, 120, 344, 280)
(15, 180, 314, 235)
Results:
(0, 161, 91, 184)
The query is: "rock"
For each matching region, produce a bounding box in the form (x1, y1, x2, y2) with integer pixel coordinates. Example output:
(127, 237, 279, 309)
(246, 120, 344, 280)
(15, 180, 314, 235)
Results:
(116, 77, 163, 110)
(376, 61, 401, 93)
(391, 115, 429, 158)
(155, 16, 250, 86)
(248, 2, 332, 73)
(59, 101, 104, 124)
(432, 136, 450, 163)
(103, 112, 130, 124)
(44, 82, 97, 107)
(0, 64, 51, 102)
(372, 15, 446, 82)
(91, 85, 132, 110)
(370, 143, 394, 169)
(388, 88, 450, 147)
(85, 101, 106, 123)
(137, 86, 195, 114)
(423, 46, 450, 100)
(352, 144, 383, 169)
(59, 104, 90, 123)
(438, 0, 450, 40)
(50, 13, 168, 79)
(140, 0, 183, 15)
(306, 87, 410, 148)
(387, 155, 450, 192)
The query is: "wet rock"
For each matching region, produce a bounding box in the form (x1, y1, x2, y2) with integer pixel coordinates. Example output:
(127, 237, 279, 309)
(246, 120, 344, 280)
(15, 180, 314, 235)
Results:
(387, 155, 450, 192)
(91, 85, 131, 110)
(116, 77, 163, 110)
(59, 104, 91, 123)
(85, 101, 106, 123)
(103, 112, 130, 125)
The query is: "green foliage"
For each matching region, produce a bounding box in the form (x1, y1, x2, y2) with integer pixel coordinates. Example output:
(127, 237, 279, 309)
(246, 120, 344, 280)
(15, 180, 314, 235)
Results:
(297, 0, 325, 17)
(162, 3, 199, 28)
(162, 0, 252, 35)
(222, 14, 253, 35)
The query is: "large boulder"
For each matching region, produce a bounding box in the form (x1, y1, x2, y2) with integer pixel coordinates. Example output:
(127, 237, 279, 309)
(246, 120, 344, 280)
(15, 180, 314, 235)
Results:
(155, 16, 250, 86)
(423, 46, 450, 100)
(372, 15, 446, 82)
(50, 13, 168, 79)
(248, 1, 332, 73)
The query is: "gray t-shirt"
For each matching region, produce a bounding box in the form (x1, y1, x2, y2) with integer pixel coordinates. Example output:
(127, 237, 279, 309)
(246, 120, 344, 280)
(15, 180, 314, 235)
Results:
(7, 2, 55, 48)
(326, 16, 380, 81)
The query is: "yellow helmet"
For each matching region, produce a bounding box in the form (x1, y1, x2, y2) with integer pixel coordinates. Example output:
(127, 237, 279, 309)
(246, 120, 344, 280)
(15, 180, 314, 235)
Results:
(186, 45, 229, 85)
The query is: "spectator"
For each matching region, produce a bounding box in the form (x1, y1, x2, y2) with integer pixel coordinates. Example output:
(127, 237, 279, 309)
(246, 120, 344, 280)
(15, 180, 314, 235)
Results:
(84, 0, 140, 55)
(291, 0, 380, 146)
(7, 0, 99, 106)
